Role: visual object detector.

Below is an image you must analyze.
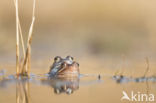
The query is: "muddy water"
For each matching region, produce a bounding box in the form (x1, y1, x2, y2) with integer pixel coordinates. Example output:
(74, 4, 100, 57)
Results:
(0, 63, 156, 103)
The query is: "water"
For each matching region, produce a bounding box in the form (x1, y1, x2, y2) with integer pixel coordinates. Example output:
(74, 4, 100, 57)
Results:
(0, 67, 156, 103)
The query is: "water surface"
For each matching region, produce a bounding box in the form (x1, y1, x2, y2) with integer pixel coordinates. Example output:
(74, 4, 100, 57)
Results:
(0, 65, 156, 103)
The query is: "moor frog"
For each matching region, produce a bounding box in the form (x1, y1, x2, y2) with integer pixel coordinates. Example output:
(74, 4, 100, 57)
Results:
(49, 56, 79, 77)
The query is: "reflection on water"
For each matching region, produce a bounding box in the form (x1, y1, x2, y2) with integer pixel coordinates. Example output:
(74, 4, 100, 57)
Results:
(0, 76, 79, 103)
(0, 69, 156, 103)
(16, 79, 30, 103)
(0, 72, 81, 103)
(41, 77, 79, 95)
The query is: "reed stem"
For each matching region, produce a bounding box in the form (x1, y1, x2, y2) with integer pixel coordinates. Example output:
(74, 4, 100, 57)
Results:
(14, 0, 36, 76)
(21, 0, 36, 76)
(15, 0, 20, 75)
(14, 0, 25, 58)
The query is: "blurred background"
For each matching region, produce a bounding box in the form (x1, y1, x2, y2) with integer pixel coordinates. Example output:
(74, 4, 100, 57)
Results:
(0, 0, 156, 70)
(1, 1, 156, 103)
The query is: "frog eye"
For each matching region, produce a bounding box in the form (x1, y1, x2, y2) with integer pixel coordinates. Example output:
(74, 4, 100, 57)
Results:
(54, 56, 61, 62)
(66, 56, 74, 61)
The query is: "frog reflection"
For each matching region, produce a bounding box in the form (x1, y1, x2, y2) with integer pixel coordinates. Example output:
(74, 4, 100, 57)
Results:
(41, 77, 79, 95)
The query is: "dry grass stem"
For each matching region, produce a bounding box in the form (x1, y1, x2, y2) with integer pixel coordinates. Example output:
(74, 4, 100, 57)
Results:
(15, 0, 20, 75)
(21, 0, 36, 76)
(14, 0, 36, 76)
(143, 57, 150, 77)
(19, 22, 25, 57)
(14, 0, 25, 58)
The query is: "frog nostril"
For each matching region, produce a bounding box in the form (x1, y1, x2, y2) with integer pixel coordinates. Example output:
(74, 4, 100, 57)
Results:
(73, 62, 79, 67)
(61, 62, 67, 68)
(77, 63, 79, 67)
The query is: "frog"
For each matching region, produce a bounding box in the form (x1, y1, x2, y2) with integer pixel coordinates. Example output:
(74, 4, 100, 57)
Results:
(49, 56, 79, 77)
